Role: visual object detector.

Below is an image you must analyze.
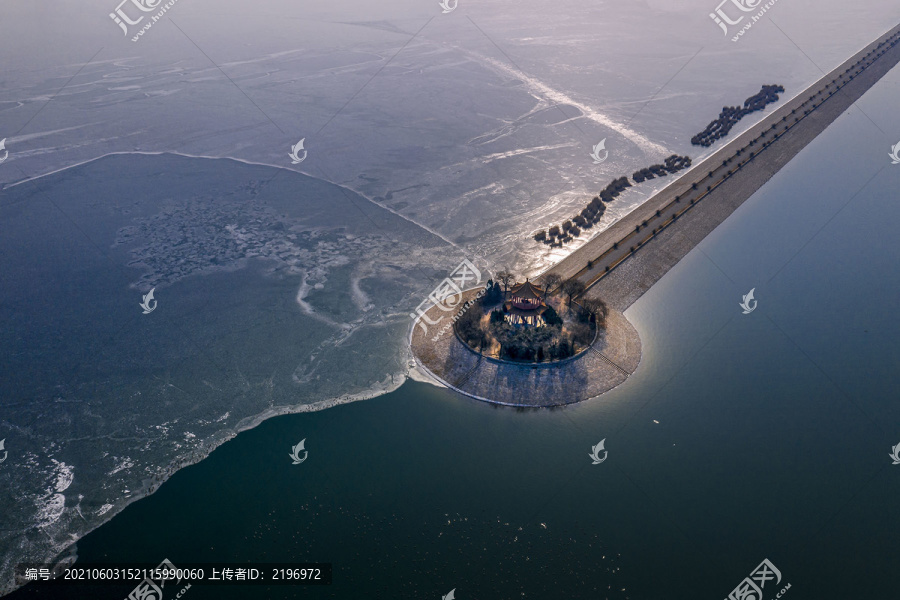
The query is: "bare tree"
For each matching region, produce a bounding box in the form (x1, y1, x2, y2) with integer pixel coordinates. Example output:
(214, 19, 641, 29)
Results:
(561, 278, 586, 306)
(541, 273, 563, 299)
(581, 298, 608, 324)
(496, 270, 515, 295)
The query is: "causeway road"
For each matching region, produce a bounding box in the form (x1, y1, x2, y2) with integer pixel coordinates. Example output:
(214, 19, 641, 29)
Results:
(541, 23, 900, 310)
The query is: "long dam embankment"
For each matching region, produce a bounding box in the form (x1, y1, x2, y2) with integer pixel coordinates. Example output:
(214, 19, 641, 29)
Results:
(544, 23, 900, 311)
(409, 23, 900, 406)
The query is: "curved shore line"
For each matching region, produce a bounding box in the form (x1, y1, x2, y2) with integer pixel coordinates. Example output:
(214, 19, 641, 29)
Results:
(409, 288, 641, 407)
(4, 369, 412, 598)
(2, 150, 463, 252)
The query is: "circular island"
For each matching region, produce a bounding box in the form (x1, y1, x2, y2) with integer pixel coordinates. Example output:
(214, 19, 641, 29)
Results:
(409, 275, 641, 407)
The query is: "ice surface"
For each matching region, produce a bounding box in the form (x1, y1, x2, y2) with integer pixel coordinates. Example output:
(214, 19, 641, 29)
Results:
(2, 0, 899, 593)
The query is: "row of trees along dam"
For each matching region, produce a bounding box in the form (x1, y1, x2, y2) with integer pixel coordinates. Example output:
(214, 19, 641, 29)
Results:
(533, 154, 691, 247)
(691, 84, 785, 147)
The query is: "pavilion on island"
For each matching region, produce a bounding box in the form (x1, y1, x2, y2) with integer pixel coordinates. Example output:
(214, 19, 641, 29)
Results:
(505, 280, 546, 326)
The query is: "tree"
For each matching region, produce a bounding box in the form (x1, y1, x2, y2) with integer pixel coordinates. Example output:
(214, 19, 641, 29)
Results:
(581, 298, 608, 325)
(569, 321, 592, 345)
(496, 270, 515, 294)
(455, 306, 485, 349)
(483, 280, 503, 304)
(541, 273, 563, 297)
(542, 305, 563, 326)
(561, 278, 586, 304)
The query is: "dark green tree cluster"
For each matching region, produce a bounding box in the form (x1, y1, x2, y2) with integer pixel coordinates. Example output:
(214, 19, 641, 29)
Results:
(632, 155, 691, 183)
(542, 305, 563, 326)
(482, 279, 504, 304)
(532, 157, 694, 247)
(547, 338, 575, 360)
(491, 320, 574, 362)
(534, 193, 610, 246)
(691, 84, 785, 147)
(574, 196, 605, 229)
(455, 303, 487, 349)
(597, 176, 632, 203)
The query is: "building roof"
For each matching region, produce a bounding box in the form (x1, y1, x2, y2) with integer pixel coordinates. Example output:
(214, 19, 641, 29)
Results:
(505, 304, 547, 318)
(510, 280, 544, 302)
